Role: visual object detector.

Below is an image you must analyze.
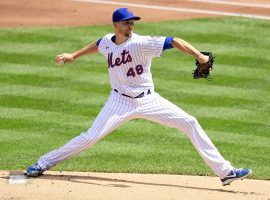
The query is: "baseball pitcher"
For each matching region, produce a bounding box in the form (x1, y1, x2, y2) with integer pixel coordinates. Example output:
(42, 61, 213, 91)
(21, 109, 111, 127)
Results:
(26, 8, 252, 186)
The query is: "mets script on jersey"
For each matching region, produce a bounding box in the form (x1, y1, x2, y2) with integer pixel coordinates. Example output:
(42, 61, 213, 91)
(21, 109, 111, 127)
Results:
(98, 33, 166, 97)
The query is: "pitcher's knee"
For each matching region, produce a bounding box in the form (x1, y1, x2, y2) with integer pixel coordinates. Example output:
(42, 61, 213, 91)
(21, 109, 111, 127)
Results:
(175, 115, 199, 131)
(81, 128, 107, 144)
(80, 129, 96, 141)
(186, 116, 199, 125)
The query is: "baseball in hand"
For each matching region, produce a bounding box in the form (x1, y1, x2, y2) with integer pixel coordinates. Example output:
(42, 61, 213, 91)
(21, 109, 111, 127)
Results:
(59, 57, 65, 65)
(56, 54, 66, 65)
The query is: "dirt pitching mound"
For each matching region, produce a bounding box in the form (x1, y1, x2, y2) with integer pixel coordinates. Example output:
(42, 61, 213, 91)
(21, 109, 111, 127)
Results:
(1, 170, 269, 200)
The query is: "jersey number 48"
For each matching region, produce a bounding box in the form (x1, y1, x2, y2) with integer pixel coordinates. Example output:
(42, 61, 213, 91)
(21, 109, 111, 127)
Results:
(127, 65, 143, 77)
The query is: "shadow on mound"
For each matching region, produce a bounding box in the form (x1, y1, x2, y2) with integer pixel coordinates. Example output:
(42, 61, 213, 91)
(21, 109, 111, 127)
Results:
(33, 172, 251, 195)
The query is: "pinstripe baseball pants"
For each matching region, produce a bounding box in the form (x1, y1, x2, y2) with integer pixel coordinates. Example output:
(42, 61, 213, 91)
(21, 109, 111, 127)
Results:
(38, 90, 233, 179)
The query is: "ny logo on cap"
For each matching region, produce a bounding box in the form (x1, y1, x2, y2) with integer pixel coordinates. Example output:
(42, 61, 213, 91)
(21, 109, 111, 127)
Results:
(127, 8, 133, 14)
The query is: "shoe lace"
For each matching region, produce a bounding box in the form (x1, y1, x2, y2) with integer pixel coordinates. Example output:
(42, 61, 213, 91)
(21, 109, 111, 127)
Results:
(235, 168, 241, 173)
(33, 164, 42, 170)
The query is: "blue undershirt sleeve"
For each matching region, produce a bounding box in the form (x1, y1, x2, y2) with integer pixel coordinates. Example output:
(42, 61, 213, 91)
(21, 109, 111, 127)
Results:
(163, 37, 174, 51)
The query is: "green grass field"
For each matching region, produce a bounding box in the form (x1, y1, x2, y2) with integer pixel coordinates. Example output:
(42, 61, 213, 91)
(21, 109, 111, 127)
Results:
(0, 17, 269, 179)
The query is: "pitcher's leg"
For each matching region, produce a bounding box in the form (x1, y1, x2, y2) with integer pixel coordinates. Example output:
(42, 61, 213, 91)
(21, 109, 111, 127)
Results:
(37, 95, 134, 170)
(138, 93, 233, 179)
(177, 115, 233, 179)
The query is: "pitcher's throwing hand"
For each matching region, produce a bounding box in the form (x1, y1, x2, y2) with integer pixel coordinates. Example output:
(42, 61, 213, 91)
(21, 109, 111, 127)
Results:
(55, 53, 74, 65)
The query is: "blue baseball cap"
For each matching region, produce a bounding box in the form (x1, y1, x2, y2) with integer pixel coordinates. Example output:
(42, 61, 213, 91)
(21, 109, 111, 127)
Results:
(112, 8, 141, 22)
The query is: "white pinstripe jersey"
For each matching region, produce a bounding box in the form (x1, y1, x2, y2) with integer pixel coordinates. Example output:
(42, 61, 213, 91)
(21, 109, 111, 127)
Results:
(98, 33, 166, 97)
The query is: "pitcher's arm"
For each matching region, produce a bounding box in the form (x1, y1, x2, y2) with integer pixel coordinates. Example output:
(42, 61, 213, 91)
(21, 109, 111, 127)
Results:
(55, 40, 99, 64)
(172, 38, 209, 63)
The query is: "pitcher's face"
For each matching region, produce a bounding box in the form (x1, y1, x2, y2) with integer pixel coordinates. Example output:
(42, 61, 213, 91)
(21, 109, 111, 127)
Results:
(114, 20, 135, 37)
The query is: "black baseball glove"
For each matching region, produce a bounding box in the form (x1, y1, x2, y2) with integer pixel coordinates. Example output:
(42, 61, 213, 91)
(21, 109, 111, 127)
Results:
(193, 52, 214, 80)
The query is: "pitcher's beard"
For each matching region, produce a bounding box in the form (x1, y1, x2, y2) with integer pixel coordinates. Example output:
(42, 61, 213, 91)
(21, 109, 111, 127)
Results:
(124, 30, 133, 37)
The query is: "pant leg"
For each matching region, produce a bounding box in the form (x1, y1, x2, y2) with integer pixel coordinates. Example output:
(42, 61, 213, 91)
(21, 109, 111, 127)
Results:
(136, 92, 233, 179)
(38, 91, 135, 170)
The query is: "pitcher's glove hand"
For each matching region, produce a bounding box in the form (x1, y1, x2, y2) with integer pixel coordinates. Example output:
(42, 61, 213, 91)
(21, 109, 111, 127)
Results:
(193, 52, 214, 80)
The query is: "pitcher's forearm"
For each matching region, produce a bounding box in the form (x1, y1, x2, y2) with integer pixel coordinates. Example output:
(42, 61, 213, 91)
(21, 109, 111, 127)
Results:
(172, 38, 207, 63)
(72, 41, 99, 60)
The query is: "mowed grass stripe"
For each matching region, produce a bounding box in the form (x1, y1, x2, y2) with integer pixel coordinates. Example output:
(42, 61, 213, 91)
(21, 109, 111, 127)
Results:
(198, 117, 268, 137)
(0, 73, 110, 93)
(4, 59, 269, 83)
(0, 100, 267, 129)
(152, 63, 269, 91)
(0, 129, 45, 141)
(152, 57, 269, 80)
(0, 84, 108, 105)
(2, 96, 267, 139)
(0, 63, 110, 89)
(0, 90, 265, 112)
(0, 82, 268, 105)
(0, 49, 269, 84)
(2, 39, 269, 64)
(0, 121, 269, 178)
(158, 50, 269, 70)
(0, 117, 83, 134)
(0, 107, 92, 126)
(0, 53, 106, 71)
(0, 120, 267, 177)
(0, 109, 269, 148)
(0, 72, 266, 103)
(163, 76, 269, 92)
(183, 105, 269, 126)
(0, 69, 268, 103)
(78, 58, 269, 82)
(1, 40, 269, 58)
(0, 68, 266, 92)
(0, 64, 108, 81)
(141, 18, 270, 49)
(1, 64, 268, 100)
(0, 43, 57, 54)
(207, 130, 270, 148)
(0, 95, 269, 139)
(156, 90, 266, 111)
(154, 80, 269, 102)
(0, 95, 100, 117)
(0, 52, 55, 66)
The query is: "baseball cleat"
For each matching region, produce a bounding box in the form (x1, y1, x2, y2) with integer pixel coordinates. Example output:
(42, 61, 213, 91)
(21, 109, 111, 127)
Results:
(25, 163, 44, 177)
(221, 168, 252, 186)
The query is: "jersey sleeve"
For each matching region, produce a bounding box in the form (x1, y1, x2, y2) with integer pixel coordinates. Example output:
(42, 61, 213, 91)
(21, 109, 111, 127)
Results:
(97, 37, 106, 56)
(97, 34, 115, 56)
(141, 36, 166, 58)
